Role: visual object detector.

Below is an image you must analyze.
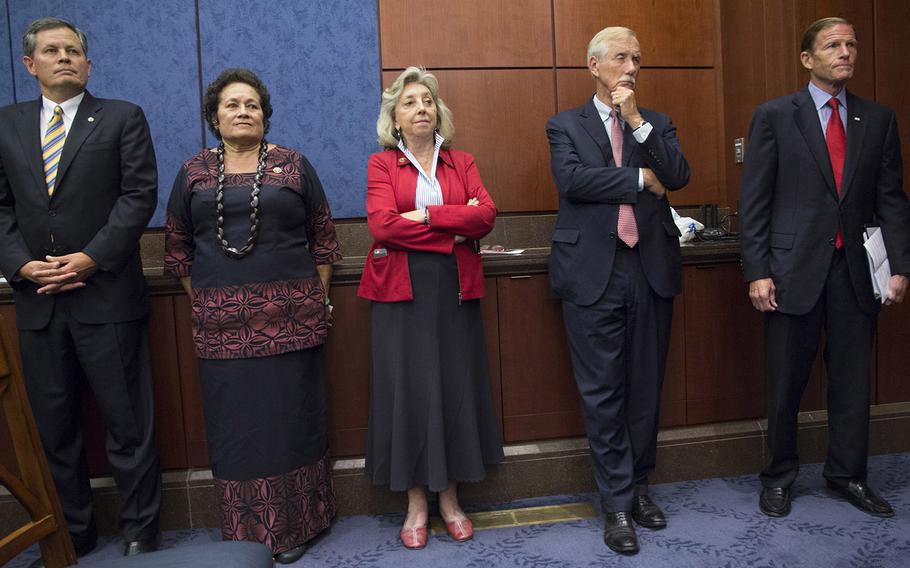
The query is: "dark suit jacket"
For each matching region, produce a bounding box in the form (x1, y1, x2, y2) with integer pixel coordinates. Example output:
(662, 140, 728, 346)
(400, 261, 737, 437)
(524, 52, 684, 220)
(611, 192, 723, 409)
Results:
(0, 91, 157, 329)
(547, 98, 690, 306)
(740, 88, 910, 315)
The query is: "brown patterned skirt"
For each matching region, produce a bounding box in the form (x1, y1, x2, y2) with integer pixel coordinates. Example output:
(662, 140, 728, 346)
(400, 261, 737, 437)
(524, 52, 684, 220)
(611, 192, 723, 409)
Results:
(199, 346, 335, 554)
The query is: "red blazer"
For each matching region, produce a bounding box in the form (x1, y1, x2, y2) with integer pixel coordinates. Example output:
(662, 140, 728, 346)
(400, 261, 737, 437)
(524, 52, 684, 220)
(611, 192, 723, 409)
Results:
(358, 148, 496, 302)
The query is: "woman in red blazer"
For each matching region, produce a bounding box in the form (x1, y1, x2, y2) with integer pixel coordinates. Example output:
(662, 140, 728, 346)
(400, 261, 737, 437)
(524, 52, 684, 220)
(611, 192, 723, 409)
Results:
(358, 67, 503, 550)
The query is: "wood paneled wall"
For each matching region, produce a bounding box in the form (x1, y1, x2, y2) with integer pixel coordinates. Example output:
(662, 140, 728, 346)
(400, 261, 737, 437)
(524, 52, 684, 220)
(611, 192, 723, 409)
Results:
(379, 0, 909, 214)
(378, 0, 723, 211)
(722, 0, 907, 207)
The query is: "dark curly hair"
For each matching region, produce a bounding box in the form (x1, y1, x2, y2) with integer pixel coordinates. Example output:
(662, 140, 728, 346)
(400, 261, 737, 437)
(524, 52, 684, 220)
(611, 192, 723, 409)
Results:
(203, 68, 272, 140)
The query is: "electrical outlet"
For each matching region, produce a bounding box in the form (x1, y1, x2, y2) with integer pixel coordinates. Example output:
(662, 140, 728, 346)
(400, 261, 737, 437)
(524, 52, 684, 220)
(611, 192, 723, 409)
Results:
(734, 138, 744, 164)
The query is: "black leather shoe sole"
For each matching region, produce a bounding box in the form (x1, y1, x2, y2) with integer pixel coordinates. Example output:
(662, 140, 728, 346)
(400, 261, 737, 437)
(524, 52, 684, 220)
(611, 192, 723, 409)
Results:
(631, 496, 667, 529)
(631, 513, 667, 529)
(759, 488, 791, 517)
(124, 533, 161, 556)
(605, 542, 639, 555)
(603, 514, 639, 555)
(275, 543, 308, 564)
(826, 481, 895, 518)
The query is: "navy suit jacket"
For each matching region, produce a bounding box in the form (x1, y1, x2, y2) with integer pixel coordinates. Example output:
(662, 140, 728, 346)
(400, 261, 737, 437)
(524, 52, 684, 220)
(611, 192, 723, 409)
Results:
(0, 91, 157, 329)
(740, 88, 910, 315)
(546, 98, 690, 306)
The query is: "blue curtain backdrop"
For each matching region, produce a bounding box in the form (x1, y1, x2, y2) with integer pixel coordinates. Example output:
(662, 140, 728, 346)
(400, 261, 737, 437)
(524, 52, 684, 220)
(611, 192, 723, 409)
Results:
(1, 0, 15, 107)
(2, 0, 381, 224)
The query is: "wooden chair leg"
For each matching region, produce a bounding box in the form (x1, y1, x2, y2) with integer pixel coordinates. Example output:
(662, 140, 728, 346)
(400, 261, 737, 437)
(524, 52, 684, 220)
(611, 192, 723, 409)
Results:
(0, 314, 76, 567)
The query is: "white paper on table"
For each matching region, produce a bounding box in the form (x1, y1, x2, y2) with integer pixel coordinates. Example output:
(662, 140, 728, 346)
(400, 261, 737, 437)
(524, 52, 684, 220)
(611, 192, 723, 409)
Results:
(480, 248, 524, 255)
(863, 226, 891, 303)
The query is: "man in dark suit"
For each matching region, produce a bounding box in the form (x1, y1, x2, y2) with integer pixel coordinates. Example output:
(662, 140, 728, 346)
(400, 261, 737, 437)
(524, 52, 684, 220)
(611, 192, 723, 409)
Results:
(740, 17, 910, 519)
(546, 26, 690, 555)
(0, 17, 161, 562)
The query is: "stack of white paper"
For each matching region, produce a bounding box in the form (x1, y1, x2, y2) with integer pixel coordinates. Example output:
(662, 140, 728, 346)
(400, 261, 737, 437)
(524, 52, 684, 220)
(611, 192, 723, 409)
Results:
(863, 226, 891, 303)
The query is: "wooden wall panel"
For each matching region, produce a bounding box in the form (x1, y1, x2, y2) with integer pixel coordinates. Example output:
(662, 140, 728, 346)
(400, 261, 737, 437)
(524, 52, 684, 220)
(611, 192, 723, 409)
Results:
(553, 0, 717, 68)
(661, 297, 687, 427)
(720, 0, 766, 209)
(556, 69, 720, 206)
(379, 0, 553, 68)
(147, 295, 188, 469)
(874, 0, 910, 193)
(173, 294, 207, 467)
(497, 275, 583, 441)
(877, 301, 910, 404)
(481, 278, 503, 427)
(324, 285, 371, 457)
(383, 69, 558, 212)
(761, 0, 802, 101)
(683, 264, 766, 424)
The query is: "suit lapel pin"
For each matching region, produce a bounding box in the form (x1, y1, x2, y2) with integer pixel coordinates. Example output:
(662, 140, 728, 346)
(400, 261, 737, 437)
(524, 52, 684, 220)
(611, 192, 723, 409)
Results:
(853, 117, 860, 121)
(272, 166, 282, 173)
(398, 157, 407, 163)
(87, 117, 95, 122)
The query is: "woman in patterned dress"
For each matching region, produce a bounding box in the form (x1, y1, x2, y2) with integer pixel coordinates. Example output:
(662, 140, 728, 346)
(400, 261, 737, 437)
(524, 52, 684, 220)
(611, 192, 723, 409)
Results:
(164, 68, 340, 564)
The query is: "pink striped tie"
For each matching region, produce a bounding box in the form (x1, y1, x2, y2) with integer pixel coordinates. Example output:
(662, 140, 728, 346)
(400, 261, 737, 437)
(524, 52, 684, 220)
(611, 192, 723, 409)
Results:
(611, 110, 638, 247)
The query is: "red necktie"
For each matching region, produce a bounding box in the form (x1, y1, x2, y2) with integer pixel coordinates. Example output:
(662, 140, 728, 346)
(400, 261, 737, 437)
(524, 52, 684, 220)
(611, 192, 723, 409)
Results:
(610, 110, 638, 247)
(826, 97, 845, 249)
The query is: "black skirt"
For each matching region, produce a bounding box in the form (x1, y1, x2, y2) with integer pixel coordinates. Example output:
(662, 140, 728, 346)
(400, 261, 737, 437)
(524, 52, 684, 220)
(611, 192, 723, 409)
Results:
(366, 252, 504, 492)
(198, 348, 336, 553)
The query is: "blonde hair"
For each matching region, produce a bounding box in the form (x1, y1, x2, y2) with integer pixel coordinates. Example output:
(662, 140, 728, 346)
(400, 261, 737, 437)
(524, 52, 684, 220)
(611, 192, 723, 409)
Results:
(586, 26, 637, 68)
(376, 67, 454, 150)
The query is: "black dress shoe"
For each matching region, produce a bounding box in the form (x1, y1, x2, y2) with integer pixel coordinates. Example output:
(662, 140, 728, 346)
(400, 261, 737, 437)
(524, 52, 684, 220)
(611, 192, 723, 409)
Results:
(603, 511, 639, 555)
(274, 543, 308, 564)
(631, 495, 667, 529)
(827, 480, 895, 518)
(124, 533, 161, 556)
(759, 486, 791, 517)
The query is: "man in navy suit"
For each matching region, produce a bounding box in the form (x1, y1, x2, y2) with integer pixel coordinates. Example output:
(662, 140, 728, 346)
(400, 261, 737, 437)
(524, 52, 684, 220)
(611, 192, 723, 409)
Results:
(0, 18, 161, 563)
(741, 17, 910, 519)
(546, 26, 690, 555)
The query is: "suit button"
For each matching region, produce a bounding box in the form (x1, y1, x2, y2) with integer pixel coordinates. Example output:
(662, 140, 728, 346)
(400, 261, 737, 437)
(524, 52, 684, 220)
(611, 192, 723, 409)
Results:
(828, 238, 835, 246)
(48, 209, 56, 217)
(609, 232, 616, 239)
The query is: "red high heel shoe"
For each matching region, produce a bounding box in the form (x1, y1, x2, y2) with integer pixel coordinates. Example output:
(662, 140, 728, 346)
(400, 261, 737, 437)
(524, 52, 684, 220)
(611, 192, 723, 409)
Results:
(400, 523, 428, 549)
(445, 517, 474, 542)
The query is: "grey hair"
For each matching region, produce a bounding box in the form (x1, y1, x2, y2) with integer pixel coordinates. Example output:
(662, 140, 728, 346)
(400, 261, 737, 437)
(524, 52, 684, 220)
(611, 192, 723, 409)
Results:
(22, 17, 88, 57)
(377, 67, 454, 150)
(586, 26, 636, 65)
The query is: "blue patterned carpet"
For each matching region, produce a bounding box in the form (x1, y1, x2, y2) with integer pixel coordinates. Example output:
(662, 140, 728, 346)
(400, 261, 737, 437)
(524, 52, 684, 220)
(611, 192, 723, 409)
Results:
(10, 453, 910, 567)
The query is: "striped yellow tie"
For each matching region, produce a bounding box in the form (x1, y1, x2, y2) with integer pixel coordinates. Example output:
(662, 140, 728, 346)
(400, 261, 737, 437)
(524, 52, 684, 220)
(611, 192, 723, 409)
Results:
(42, 105, 66, 196)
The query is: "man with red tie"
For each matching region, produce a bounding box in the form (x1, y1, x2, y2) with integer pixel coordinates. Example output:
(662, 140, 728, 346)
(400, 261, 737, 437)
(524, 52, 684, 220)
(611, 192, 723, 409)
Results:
(740, 17, 910, 519)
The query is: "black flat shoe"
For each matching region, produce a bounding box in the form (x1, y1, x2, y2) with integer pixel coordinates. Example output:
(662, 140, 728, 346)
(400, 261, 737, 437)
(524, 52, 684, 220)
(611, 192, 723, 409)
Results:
(603, 511, 639, 555)
(631, 495, 667, 529)
(759, 486, 791, 517)
(274, 543, 308, 564)
(827, 479, 894, 518)
(124, 533, 160, 556)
